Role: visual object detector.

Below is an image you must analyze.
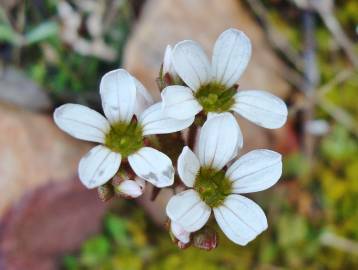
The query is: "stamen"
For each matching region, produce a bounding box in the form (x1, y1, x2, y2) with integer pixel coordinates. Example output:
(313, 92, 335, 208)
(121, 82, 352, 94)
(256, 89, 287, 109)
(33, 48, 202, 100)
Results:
(105, 120, 144, 158)
(194, 167, 232, 208)
(195, 82, 237, 113)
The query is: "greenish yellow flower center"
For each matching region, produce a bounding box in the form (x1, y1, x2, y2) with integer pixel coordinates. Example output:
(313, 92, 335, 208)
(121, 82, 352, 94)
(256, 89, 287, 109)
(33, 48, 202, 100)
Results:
(105, 121, 143, 158)
(195, 82, 237, 113)
(194, 167, 232, 208)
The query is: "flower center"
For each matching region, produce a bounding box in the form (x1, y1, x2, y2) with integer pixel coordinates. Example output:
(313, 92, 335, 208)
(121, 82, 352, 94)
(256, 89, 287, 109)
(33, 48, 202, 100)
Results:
(105, 120, 144, 158)
(194, 167, 232, 208)
(195, 82, 237, 113)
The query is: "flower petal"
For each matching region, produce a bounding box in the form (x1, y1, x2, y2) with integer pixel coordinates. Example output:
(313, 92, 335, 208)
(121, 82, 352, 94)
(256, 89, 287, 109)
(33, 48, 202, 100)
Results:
(212, 28, 252, 88)
(140, 102, 194, 135)
(133, 77, 155, 116)
(161, 85, 202, 120)
(163, 45, 178, 79)
(206, 112, 220, 120)
(232, 90, 288, 129)
(198, 113, 242, 170)
(128, 147, 174, 187)
(178, 146, 200, 188)
(116, 179, 144, 198)
(166, 189, 211, 232)
(213, 194, 267, 246)
(78, 145, 121, 189)
(100, 69, 136, 123)
(171, 221, 191, 244)
(173, 40, 211, 91)
(226, 149, 282, 193)
(54, 103, 110, 143)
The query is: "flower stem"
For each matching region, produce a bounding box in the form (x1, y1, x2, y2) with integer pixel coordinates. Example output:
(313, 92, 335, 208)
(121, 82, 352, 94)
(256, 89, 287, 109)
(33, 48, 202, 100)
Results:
(187, 124, 198, 149)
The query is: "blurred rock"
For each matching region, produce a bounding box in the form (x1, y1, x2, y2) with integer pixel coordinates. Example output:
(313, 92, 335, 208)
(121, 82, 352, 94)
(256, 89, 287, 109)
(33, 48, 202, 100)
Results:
(124, 0, 291, 224)
(0, 67, 52, 111)
(0, 102, 91, 215)
(0, 180, 107, 270)
(0, 102, 106, 270)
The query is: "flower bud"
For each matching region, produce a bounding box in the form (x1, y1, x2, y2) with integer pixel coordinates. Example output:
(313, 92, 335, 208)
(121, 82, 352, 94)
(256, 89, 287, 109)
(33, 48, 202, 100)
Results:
(97, 183, 114, 202)
(163, 45, 178, 81)
(177, 240, 191, 249)
(114, 179, 145, 199)
(192, 226, 218, 251)
(135, 178, 146, 190)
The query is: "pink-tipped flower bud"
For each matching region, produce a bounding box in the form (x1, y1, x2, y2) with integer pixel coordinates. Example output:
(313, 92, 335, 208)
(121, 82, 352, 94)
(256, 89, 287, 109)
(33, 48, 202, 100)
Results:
(192, 226, 218, 251)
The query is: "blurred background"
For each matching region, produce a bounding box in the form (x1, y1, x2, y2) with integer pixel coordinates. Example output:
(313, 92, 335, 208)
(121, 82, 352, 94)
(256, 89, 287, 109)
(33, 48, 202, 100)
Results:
(0, 0, 357, 269)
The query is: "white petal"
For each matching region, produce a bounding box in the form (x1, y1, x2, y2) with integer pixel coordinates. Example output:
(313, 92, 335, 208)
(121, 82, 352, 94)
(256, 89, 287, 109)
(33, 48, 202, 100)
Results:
(177, 146, 200, 188)
(128, 147, 174, 187)
(198, 113, 242, 170)
(163, 45, 178, 79)
(100, 69, 136, 123)
(54, 103, 109, 143)
(139, 102, 194, 135)
(161, 85, 202, 120)
(166, 189, 211, 232)
(117, 179, 144, 198)
(206, 112, 220, 120)
(78, 145, 121, 189)
(173, 40, 211, 91)
(233, 90, 288, 129)
(171, 221, 191, 244)
(212, 28, 252, 87)
(226, 149, 282, 193)
(214, 194, 267, 246)
(133, 77, 155, 116)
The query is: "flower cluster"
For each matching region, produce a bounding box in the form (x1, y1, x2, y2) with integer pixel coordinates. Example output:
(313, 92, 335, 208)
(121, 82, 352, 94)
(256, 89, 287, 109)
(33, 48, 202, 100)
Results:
(54, 28, 288, 248)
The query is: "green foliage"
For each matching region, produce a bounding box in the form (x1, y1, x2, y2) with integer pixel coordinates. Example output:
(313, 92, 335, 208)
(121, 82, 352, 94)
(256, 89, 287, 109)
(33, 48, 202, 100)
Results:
(321, 125, 358, 163)
(25, 21, 59, 45)
(0, 24, 21, 45)
(1, 0, 133, 104)
(336, 0, 358, 26)
(80, 236, 111, 267)
(283, 152, 310, 179)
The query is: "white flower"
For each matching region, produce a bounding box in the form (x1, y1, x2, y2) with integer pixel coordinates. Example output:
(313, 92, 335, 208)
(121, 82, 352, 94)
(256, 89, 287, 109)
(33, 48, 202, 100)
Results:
(161, 28, 288, 129)
(166, 113, 282, 245)
(54, 69, 194, 189)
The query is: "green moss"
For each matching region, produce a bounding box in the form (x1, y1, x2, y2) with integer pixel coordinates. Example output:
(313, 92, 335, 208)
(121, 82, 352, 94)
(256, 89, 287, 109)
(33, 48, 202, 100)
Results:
(195, 82, 236, 113)
(105, 121, 143, 158)
(194, 167, 232, 208)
